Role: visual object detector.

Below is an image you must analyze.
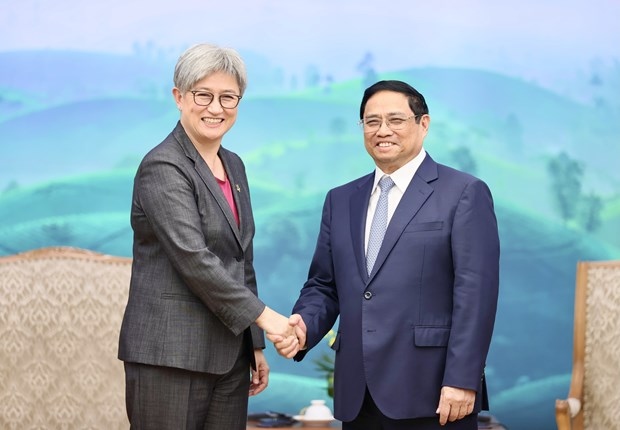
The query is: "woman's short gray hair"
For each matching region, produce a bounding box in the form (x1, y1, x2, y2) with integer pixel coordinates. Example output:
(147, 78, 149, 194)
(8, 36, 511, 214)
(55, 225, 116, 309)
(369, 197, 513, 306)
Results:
(173, 43, 247, 95)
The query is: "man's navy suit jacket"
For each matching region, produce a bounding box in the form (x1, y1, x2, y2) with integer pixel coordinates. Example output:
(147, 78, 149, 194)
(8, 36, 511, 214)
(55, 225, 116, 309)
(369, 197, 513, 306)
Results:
(293, 153, 500, 422)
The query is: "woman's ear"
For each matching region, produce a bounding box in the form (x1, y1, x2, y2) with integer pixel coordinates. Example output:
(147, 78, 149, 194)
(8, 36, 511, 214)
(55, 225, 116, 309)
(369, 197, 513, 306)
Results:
(172, 87, 183, 111)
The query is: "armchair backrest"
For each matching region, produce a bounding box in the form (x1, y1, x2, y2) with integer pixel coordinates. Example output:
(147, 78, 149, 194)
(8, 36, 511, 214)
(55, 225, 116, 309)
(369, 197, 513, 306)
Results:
(0, 247, 131, 429)
(577, 260, 620, 429)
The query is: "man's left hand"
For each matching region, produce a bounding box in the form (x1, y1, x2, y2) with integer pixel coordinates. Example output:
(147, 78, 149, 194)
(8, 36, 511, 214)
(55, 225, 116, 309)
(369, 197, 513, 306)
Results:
(435, 386, 475, 425)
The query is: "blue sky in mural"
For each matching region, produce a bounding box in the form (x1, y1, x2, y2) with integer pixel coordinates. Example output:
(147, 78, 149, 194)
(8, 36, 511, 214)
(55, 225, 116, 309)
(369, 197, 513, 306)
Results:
(2, 0, 619, 96)
(1, 1, 619, 429)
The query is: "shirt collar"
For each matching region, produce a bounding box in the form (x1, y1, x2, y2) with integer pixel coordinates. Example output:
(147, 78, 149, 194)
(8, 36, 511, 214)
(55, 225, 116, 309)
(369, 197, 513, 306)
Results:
(372, 148, 427, 193)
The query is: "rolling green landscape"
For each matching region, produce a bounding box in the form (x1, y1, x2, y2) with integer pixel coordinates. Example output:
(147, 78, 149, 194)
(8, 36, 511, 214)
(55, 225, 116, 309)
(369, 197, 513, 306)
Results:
(1, 56, 619, 428)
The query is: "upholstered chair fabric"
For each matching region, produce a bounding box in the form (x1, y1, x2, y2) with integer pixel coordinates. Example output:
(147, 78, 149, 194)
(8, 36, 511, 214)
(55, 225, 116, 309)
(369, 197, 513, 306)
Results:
(0, 247, 131, 429)
(582, 262, 620, 429)
(555, 260, 620, 430)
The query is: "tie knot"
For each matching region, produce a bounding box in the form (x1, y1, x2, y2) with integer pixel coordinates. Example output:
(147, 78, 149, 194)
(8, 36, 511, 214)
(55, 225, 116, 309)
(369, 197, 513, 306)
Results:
(378, 176, 395, 193)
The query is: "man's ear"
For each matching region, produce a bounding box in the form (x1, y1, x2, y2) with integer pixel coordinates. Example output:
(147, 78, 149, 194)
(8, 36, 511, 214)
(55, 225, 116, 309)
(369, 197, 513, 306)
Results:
(420, 113, 431, 132)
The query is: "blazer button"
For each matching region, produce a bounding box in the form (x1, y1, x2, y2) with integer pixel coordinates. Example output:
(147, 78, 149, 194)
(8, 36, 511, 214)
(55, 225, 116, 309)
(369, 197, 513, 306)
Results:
(235, 256, 243, 262)
(363, 291, 373, 300)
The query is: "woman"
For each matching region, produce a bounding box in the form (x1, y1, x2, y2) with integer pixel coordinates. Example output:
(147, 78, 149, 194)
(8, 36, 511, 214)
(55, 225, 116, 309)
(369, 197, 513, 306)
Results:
(118, 43, 299, 430)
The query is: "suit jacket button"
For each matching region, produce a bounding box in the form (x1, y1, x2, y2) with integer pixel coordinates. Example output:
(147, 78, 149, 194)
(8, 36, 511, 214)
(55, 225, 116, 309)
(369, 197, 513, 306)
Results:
(364, 291, 372, 300)
(235, 256, 243, 262)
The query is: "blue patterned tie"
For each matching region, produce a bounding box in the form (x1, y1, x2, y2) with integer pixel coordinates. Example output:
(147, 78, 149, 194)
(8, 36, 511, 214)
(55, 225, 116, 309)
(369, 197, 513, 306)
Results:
(366, 175, 395, 275)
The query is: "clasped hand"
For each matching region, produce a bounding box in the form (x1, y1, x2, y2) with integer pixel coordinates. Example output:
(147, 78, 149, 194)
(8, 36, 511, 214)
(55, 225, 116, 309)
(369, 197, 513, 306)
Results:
(265, 314, 307, 359)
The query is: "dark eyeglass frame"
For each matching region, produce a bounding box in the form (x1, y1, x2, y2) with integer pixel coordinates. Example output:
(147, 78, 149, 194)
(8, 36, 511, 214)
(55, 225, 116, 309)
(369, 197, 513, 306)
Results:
(189, 90, 242, 109)
(359, 114, 423, 133)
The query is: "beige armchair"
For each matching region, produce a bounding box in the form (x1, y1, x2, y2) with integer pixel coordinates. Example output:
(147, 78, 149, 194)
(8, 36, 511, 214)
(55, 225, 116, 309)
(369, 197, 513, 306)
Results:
(0, 247, 131, 429)
(555, 260, 620, 430)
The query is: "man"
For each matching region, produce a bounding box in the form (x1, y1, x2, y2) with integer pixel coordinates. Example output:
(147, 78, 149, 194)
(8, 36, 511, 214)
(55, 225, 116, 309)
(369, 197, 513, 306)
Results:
(281, 80, 500, 429)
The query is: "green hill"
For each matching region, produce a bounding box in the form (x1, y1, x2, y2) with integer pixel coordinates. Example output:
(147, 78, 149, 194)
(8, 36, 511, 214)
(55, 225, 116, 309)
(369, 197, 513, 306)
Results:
(1, 65, 619, 428)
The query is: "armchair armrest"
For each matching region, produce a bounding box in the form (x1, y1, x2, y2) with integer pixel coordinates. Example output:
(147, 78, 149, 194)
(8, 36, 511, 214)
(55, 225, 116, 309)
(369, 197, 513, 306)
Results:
(566, 397, 581, 417)
(556, 395, 583, 429)
(555, 260, 590, 430)
(555, 399, 571, 430)
(556, 397, 581, 419)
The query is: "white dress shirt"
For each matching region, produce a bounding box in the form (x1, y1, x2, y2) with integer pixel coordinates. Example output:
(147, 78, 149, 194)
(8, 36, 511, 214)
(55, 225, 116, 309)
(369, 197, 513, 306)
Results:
(365, 148, 427, 254)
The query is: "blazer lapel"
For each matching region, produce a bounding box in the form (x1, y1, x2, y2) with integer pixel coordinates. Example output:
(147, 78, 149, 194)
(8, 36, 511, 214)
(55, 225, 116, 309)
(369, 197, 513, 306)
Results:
(350, 174, 374, 282)
(219, 149, 247, 243)
(173, 123, 243, 247)
(367, 156, 438, 281)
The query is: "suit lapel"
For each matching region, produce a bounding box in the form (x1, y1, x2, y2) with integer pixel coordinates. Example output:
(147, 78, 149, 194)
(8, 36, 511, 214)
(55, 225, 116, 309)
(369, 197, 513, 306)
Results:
(367, 156, 438, 281)
(350, 174, 374, 282)
(195, 155, 243, 245)
(219, 150, 247, 243)
(173, 123, 243, 247)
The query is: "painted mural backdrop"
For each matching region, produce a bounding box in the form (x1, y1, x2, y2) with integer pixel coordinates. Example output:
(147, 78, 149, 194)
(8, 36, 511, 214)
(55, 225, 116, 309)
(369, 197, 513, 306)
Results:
(1, 1, 619, 428)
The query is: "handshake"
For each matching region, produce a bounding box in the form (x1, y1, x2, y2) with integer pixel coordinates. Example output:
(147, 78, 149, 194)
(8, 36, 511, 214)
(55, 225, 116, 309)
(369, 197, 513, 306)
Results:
(256, 307, 307, 359)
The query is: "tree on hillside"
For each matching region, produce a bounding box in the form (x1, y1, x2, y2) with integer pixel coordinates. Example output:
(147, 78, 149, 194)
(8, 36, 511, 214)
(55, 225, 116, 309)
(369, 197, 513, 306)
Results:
(588, 58, 620, 111)
(2, 180, 19, 194)
(329, 117, 347, 137)
(324, 74, 334, 93)
(289, 75, 298, 91)
(505, 113, 524, 152)
(547, 152, 583, 222)
(305, 64, 321, 88)
(578, 192, 604, 233)
(357, 51, 378, 88)
(546, 152, 605, 232)
(448, 146, 478, 176)
(273, 67, 286, 90)
(42, 222, 75, 244)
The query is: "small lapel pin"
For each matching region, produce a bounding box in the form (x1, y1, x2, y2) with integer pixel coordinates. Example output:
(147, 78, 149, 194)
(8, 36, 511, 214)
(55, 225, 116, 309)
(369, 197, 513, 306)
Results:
(235, 184, 241, 192)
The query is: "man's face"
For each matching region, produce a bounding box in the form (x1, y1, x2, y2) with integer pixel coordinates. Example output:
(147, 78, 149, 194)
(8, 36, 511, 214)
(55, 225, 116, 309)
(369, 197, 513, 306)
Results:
(173, 71, 240, 146)
(362, 90, 430, 174)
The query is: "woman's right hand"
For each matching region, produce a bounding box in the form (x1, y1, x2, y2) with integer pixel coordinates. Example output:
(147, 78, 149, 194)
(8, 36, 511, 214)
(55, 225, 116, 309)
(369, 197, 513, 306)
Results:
(256, 307, 302, 358)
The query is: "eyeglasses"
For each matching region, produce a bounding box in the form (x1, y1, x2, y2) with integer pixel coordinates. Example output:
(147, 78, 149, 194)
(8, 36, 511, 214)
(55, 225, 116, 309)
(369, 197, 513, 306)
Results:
(189, 91, 242, 109)
(359, 114, 422, 133)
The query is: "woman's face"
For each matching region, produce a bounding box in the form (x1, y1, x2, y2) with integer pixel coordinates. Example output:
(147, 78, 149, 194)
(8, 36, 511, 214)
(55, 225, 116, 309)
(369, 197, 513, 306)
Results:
(173, 71, 240, 147)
